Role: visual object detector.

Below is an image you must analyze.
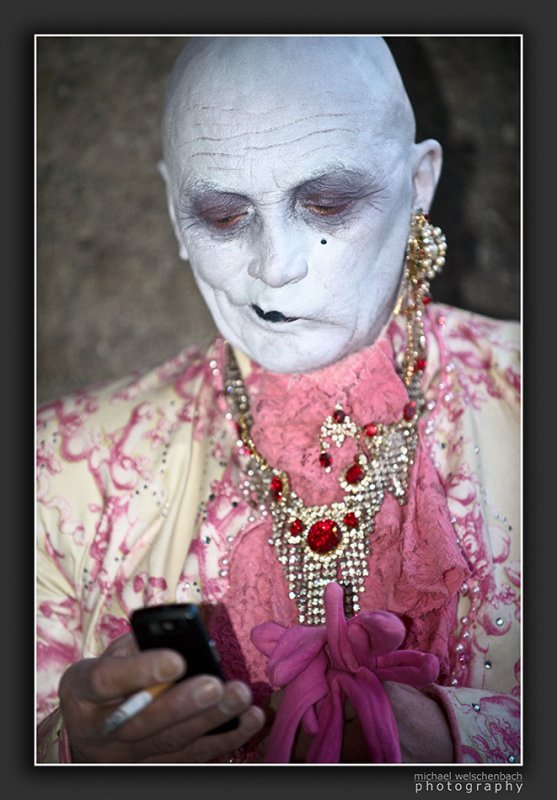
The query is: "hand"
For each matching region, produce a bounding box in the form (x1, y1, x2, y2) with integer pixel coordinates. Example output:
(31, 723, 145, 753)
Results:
(58, 633, 265, 763)
(259, 691, 378, 763)
(262, 683, 454, 764)
(382, 681, 454, 763)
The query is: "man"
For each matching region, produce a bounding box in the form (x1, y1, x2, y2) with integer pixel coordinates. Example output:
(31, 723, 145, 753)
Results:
(37, 37, 520, 763)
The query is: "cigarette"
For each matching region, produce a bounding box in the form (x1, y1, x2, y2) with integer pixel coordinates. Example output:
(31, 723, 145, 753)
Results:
(101, 681, 173, 736)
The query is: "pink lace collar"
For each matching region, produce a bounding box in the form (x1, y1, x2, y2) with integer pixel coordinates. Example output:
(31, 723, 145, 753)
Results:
(238, 327, 412, 506)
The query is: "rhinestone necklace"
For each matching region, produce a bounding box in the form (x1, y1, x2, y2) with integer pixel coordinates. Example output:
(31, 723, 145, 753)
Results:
(224, 344, 425, 625)
(223, 210, 444, 625)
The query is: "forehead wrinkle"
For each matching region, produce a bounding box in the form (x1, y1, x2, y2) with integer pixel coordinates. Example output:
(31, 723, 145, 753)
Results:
(185, 109, 351, 135)
(184, 103, 350, 117)
(180, 109, 358, 149)
(189, 128, 355, 158)
(169, 109, 408, 181)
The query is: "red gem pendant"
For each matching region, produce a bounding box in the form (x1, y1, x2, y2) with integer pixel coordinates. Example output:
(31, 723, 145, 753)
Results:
(319, 451, 332, 468)
(403, 401, 416, 421)
(333, 408, 346, 423)
(307, 519, 341, 554)
(345, 462, 364, 484)
(343, 512, 358, 528)
(364, 423, 378, 437)
(269, 475, 283, 501)
(289, 518, 305, 537)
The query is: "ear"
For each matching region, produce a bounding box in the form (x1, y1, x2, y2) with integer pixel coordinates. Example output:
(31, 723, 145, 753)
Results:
(158, 160, 189, 261)
(411, 139, 443, 213)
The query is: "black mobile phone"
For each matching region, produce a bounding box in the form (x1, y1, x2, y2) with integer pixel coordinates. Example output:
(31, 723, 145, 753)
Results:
(130, 603, 239, 734)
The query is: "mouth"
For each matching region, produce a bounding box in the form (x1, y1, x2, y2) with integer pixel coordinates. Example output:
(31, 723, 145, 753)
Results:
(251, 304, 299, 324)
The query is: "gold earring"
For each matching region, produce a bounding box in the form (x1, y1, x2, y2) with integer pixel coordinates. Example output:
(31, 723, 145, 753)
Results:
(394, 209, 447, 387)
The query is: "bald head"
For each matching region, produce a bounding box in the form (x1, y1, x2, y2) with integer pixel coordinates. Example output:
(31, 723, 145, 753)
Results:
(162, 36, 416, 185)
(159, 36, 441, 373)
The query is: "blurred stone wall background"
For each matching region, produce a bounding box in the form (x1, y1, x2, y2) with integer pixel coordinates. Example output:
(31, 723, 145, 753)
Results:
(37, 36, 520, 405)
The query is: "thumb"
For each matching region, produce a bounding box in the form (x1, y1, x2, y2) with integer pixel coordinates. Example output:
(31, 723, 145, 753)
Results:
(103, 632, 138, 658)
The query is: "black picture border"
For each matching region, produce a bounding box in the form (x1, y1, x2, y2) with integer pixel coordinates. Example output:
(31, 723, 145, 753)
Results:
(7, 0, 549, 797)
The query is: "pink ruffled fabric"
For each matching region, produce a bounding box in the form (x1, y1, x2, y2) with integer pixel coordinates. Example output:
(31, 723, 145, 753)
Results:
(251, 582, 440, 763)
(246, 337, 409, 505)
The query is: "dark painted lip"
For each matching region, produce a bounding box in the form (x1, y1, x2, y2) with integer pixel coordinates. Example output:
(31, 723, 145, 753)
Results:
(252, 304, 298, 323)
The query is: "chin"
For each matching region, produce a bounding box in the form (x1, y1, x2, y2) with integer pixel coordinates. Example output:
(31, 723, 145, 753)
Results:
(239, 335, 353, 375)
(208, 295, 364, 373)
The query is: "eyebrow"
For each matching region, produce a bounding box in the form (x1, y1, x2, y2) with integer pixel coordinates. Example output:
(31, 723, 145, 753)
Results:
(295, 168, 375, 198)
(189, 190, 250, 218)
(175, 180, 239, 218)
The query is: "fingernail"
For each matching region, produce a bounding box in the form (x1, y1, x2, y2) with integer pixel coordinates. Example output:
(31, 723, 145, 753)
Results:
(157, 653, 185, 681)
(219, 683, 251, 714)
(193, 679, 222, 709)
(245, 707, 265, 733)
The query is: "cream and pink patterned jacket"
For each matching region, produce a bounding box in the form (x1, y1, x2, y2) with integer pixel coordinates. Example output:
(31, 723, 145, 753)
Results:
(36, 305, 521, 764)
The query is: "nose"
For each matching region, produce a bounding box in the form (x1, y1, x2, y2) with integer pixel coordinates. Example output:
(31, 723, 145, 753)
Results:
(247, 223, 309, 288)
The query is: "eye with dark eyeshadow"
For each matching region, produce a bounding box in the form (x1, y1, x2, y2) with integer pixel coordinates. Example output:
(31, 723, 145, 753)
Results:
(204, 212, 249, 230)
(190, 192, 251, 232)
(295, 169, 383, 223)
(302, 200, 353, 217)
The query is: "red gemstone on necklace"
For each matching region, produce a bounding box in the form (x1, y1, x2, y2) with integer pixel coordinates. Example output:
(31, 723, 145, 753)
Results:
(343, 512, 358, 529)
(403, 401, 417, 420)
(319, 451, 332, 468)
(269, 475, 283, 501)
(345, 462, 364, 484)
(416, 357, 427, 371)
(307, 519, 341, 554)
(364, 423, 378, 437)
(333, 408, 346, 423)
(423, 292, 432, 305)
(289, 519, 305, 537)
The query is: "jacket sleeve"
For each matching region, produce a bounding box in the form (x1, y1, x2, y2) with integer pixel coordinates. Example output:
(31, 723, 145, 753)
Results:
(36, 470, 83, 764)
(424, 308, 521, 765)
(37, 707, 73, 763)
(36, 397, 93, 764)
(425, 684, 520, 763)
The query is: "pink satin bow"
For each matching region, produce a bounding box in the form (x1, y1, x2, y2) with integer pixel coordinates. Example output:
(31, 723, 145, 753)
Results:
(250, 582, 440, 763)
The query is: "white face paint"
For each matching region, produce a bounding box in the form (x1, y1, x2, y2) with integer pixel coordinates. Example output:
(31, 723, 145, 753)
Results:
(162, 37, 441, 373)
